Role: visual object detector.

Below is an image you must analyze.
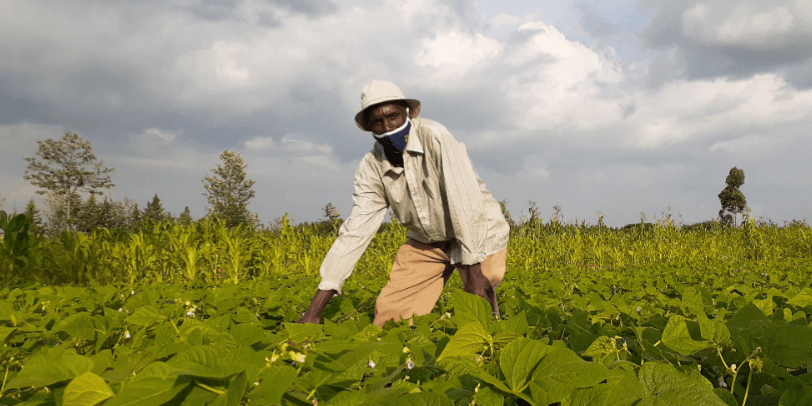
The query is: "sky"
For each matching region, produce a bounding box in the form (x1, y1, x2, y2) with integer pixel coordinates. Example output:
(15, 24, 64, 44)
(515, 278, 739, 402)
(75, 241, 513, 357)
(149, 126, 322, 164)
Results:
(1, 0, 810, 228)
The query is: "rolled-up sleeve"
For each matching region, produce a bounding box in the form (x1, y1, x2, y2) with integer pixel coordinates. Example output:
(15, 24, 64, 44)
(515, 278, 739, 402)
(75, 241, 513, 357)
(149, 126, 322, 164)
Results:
(437, 132, 488, 265)
(318, 154, 388, 294)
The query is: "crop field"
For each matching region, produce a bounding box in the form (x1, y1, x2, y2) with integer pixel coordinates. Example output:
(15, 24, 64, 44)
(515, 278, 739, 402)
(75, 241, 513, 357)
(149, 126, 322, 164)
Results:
(1, 213, 812, 405)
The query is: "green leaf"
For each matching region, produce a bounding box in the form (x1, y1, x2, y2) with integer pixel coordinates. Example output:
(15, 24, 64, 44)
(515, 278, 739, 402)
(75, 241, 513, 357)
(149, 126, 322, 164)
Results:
(638, 362, 728, 406)
(305, 343, 381, 391)
(229, 323, 265, 346)
(167, 346, 240, 379)
(0, 326, 17, 342)
(530, 346, 611, 405)
(437, 322, 489, 360)
(391, 392, 454, 406)
(713, 388, 738, 406)
(473, 387, 504, 406)
(697, 312, 730, 344)
(661, 315, 711, 355)
(247, 365, 297, 406)
(6, 349, 95, 389)
(761, 323, 812, 368)
(125, 306, 166, 328)
(726, 303, 768, 329)
(681, 287, 704, 315)
(451, 291, 491, 328)
(568, 366, 643, 406)
(206, 370, 247, 406)
(787, 288, 812, 308)
(57, 313, 97, 340)
(582, 336, 620, 366)
(282, 322, 322, 343)
(500, 338, 552, 392)
(62, 373, 114, 406)
(779, 385, 812, 406)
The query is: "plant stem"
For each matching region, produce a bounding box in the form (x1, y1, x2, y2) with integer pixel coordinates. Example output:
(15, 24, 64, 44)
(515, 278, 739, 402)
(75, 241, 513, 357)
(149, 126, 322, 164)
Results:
(741, 364, 753, 406)
(197, 381, 226, 395)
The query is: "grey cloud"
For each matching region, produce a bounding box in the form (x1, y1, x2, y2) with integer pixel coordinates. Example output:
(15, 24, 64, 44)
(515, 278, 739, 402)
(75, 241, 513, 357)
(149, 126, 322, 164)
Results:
(266, 0, 337, 17)
(186, 0, 245, 21)
(640, 0, 812, 88)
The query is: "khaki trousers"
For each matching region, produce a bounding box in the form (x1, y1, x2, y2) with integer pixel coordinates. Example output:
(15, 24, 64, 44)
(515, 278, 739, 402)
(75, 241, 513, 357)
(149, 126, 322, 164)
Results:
(373, 238, 507, 327)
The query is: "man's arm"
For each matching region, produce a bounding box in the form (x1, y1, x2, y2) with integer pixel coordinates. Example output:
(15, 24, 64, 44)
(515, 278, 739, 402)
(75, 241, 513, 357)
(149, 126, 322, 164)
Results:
(298, 289, 336, 324)
(298, 154, 388, 324)
(457, 263, 499, 317)
(434, 128, 489, 266)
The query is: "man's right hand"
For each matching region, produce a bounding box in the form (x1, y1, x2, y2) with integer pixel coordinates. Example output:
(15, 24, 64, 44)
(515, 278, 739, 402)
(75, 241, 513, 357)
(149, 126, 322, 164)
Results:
(296, 288, 337, 324)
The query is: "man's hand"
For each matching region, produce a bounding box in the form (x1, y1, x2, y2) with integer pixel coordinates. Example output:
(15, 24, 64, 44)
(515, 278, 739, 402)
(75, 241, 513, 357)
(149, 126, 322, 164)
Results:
(457, 263, 499, 317)
(297, 289, 337, 324)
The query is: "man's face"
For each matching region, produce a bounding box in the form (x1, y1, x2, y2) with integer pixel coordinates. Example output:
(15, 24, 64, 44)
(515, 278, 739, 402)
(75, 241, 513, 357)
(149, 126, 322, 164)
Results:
(366, 102, 407, 135)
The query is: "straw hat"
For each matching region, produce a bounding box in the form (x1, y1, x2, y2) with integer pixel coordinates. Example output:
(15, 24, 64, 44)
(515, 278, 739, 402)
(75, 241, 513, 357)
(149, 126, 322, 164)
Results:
(354, 80, 421, 131)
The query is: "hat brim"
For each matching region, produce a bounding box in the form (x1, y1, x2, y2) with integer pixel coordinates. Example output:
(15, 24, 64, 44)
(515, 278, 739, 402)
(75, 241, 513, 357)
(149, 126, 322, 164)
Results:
(355, 98, 421, 131)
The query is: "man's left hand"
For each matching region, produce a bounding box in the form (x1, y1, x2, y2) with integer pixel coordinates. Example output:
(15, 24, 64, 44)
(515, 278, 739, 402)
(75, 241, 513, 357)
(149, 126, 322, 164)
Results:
(457, 263, 499, 317)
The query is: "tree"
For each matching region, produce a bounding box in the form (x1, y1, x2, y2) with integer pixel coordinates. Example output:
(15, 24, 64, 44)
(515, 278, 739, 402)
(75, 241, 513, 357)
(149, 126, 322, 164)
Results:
(75, 194, 103, 233)
(23, 131, 114, 229)
(179, 206, 193, 225)
(130, 203, 141, 226)
(143, 194, 168, 223)
(24, 199, 43, 232)
(0, 194, 5, 211)
(718, 167, 747, 227)
(322, 203, 340, 222)
(202, 150, 258, 228)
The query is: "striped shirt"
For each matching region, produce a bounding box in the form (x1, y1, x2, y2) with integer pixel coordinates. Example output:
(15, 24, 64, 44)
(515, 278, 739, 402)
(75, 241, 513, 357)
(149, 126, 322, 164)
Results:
(318, 117, 510, 294)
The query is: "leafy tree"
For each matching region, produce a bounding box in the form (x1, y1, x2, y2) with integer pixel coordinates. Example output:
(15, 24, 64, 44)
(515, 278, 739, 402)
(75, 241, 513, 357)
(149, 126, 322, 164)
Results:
(0, 194, 5, 211)
(23, 131, 114, 229)
(179, 206, 193, 225)
(143, 194, 168, 223)
(718, 167, 747, 227)
(202, 150, 257, 228)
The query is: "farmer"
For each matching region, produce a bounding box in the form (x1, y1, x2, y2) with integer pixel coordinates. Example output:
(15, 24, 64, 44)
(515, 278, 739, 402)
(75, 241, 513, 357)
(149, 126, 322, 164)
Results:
(298, 80, 510, 327)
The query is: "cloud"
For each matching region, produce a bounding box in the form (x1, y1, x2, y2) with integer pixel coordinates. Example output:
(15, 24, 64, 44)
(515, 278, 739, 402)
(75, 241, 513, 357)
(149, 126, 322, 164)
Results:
(640, 0, 812, 88)
(244, 136, 274, 150)
(1, 0, 811, 225)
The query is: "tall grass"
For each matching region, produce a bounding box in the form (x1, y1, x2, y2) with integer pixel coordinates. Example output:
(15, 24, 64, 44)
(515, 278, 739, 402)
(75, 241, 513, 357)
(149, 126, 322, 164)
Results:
(0, 211, 810, 286)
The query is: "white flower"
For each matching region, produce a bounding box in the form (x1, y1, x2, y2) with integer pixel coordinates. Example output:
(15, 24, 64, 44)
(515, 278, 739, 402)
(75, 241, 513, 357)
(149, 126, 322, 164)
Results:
(124, 331, 131, 339)
(186, 310, 194, 316)
(730, 364, 737, 372)
(406, 360, 415, 370)
(253, 382, 259, 386)
(718, 377, 728, 388)
(636, 307, 642, 312)
(131, 290, 135, 296)
(368, 360, 376, 368)
(118, 308, 123, 312)
(291, 352, 306, 363)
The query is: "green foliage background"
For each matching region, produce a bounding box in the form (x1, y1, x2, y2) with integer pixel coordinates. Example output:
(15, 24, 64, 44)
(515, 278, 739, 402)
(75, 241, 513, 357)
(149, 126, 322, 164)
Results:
(1, 213, 810, 287)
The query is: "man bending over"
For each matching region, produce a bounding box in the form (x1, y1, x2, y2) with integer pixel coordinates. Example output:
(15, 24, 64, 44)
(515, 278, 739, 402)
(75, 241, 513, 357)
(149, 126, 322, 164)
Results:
(298, 80, 510, 327)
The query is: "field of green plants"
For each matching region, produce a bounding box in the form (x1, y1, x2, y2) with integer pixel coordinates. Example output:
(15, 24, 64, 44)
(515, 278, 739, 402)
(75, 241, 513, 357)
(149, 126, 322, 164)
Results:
(1, 212, 812, 405)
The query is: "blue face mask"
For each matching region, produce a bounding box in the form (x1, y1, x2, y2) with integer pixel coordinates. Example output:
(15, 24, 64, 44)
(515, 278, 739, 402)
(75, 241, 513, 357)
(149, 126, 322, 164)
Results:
(373, 107, 411, 152)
